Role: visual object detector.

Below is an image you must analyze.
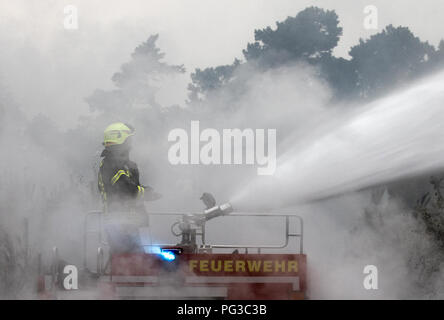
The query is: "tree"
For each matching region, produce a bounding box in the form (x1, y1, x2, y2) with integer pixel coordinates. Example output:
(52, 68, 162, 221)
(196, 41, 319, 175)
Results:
(187, 59, 240, 103)
(349, 25, 435, 98)
(243, 7, 342, 66)
(315, 55, 357, 99)
(187, 8, 444, 107)
(187, 7, 344, 105)
(87, 34, 185, 115)
(428, 39, 444, 70)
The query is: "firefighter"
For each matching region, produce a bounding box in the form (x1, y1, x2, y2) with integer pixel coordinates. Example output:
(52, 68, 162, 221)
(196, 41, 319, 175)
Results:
(98, 122, 161, 253)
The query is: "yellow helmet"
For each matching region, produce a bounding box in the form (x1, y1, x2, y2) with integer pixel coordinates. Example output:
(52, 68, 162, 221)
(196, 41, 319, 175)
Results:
(103, 122, 135, 146)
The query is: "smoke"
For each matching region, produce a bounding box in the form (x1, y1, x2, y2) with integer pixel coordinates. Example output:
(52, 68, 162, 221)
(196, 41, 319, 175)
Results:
(300, 190, 444, 299)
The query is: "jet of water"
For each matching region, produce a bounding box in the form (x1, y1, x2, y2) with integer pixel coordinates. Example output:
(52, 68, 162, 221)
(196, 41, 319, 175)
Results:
(233, 70, 444, 210)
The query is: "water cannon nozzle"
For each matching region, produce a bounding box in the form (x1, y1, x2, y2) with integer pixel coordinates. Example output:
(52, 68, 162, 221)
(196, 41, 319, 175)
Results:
(203, 202, 233, 221)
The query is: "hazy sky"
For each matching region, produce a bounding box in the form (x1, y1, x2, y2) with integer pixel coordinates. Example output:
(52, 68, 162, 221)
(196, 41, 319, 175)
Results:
(1, 0, 444, 127)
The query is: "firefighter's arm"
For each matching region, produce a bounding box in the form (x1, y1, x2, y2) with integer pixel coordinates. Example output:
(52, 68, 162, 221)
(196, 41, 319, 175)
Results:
(110, 169, 141, 198)
(110, 169, 161, 200)
(127, 161, 162, 200)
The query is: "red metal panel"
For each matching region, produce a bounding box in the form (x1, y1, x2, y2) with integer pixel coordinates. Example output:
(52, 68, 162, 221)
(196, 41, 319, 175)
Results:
(109, 253, 307, 299)
(112, 253, 306, 276)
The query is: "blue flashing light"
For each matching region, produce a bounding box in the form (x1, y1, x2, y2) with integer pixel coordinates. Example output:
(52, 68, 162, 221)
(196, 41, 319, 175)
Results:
(147, 246, 176, 261)
(160, 250, 176, 261)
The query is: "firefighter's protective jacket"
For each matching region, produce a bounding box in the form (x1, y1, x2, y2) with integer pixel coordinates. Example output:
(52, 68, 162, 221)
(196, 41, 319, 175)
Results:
(98, 147, 146, 213)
